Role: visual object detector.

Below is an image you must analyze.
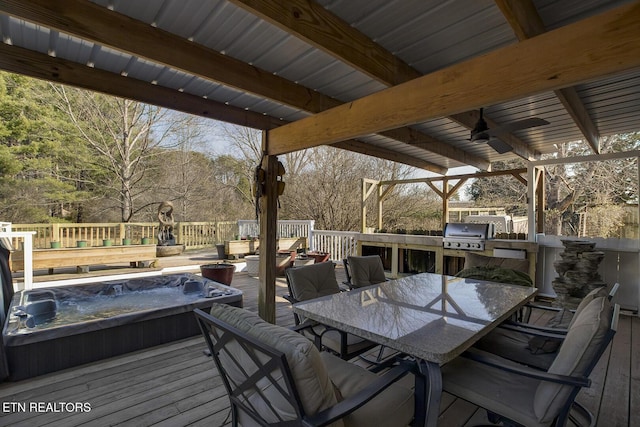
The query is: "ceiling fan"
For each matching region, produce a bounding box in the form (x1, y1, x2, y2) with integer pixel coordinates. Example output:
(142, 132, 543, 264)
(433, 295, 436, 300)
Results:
(470, 108, 549, 154)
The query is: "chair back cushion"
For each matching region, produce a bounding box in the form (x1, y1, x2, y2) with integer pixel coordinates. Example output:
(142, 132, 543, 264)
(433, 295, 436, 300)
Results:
(347, 255, 386, 288)
(568, 285, 608, 328)
(533, 296, 612, 423)
(286, 261, 340, 301)
(208, 303, 341, 426)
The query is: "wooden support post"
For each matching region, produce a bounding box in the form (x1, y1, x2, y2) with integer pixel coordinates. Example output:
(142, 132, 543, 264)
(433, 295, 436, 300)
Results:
(377, 184, 383, 231)
(258, 135, 278, 323)
(536, 167, 545, 234)
(360, 179, 378, 233)
(442, 179, 449, 230)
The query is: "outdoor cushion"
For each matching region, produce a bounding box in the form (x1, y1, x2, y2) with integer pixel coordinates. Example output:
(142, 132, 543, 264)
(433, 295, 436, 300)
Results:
(526, 309, 573, 355)
(320, 352, 414, 427)
(209, 303, 341, 426)
(287, 261, 340, 301)
(347, 255, 387, 288)
(318, 329, 380, 356)
(568, 285, 608, 328)
(442, 348, 545, 426)
(527, 285, 608, 354)
(533, 296, 612, 423)
(475, 327, 556, 370)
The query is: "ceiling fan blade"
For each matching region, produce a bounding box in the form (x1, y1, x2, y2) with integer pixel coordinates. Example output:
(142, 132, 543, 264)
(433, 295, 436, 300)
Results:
(487, 138, 514, 154)
(487, 117, 549, 136)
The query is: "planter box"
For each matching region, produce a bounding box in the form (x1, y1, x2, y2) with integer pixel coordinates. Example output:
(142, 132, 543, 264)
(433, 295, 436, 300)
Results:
(11, 245, 158, 274)
(224, 237, 307, 259)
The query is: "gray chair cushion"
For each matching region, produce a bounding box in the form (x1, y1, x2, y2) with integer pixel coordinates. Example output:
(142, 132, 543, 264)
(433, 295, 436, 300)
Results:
(444, 297, 613, 426)
(442, 350, 545, 426)
(534, 296, 612, 423)
(315, 328, 378, 356)
(347, 255, 386, 288)
(474, 327, 556, 370)
(526, 309, 573, 355)
(209, 304, 341, 426)
(287, 261, 340, 301)
(320, 352, 414, 427)
(568, 285, 608, 328)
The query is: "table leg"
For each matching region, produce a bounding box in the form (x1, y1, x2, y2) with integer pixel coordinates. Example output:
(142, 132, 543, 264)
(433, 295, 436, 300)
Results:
(412, 359, 442, 427)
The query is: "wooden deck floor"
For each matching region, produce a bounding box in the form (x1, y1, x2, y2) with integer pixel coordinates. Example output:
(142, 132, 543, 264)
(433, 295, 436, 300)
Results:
(0, 268, 637, 427)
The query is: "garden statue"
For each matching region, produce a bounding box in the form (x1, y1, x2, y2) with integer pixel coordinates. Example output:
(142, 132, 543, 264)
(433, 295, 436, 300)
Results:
(156, 201, 185, 256)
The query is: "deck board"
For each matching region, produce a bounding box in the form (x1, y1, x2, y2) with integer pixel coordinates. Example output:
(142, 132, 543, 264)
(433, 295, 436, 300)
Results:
(0, 267, 635, 426)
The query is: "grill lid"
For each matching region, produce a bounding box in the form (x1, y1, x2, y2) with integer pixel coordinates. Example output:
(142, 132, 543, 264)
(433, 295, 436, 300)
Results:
(443, 223, 492, 240)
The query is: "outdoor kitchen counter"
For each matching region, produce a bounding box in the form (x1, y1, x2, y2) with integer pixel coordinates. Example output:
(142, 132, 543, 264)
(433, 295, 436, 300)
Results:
(356, 233, 538, 286)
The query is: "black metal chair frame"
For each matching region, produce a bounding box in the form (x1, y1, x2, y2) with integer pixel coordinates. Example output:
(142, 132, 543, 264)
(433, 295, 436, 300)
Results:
(503, 282, 619, 335)
(283, 266, 378, 361)
(194, 308, 413, 427)
(342, 258, 352, 288)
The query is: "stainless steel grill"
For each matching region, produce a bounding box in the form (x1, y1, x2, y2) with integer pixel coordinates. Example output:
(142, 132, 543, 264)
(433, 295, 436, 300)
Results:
(442, 223, 493, 251)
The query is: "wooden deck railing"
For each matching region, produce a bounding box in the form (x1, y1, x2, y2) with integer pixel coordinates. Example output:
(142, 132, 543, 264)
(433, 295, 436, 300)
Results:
(7, 223, 637, 312)
(7, 220, 314, 251)
(9, 222, 237, 250)
(311, 230, 359, 261)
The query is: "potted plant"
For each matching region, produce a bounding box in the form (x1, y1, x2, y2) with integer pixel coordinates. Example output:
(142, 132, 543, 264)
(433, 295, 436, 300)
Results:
(200, 263, 235, 286)
(77, 240, 88, 248)
(103, 239, 112, 246)
(50, 241, 61, 249)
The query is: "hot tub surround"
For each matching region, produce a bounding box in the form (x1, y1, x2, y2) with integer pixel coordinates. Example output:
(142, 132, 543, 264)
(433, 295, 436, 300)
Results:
(2, 273, 243, 381)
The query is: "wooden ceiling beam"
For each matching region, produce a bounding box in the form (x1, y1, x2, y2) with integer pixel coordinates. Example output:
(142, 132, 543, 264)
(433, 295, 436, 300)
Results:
(333, 140, 447, 174)
(0, 0, 484, 171)
(267, 2, 640, 155)
(229, 0, 530, 162)
(379, 127, 491, 170)
(227, 0, 494, 167)
(0, 0, 341, 114)
(495, 0, 601, 154)
(227, 0, 418, 86)
(0, 42, 282, 130)
(0, 42, 445, 174)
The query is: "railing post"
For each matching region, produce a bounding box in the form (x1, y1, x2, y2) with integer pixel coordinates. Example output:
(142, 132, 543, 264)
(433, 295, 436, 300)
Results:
(51, 223, 60, 247)
(175, 222, 182, 245)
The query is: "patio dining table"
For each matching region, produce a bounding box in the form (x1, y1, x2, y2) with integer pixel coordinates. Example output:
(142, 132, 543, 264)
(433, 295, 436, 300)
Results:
(293, 272, 537, 427)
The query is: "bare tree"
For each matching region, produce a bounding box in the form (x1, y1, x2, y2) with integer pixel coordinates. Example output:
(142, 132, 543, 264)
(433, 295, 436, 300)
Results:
(52, 86, 179, 221)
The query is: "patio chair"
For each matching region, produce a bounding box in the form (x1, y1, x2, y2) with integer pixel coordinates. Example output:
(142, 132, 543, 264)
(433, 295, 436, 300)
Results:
(442, 296, 619, 427)
(284, 262, 378, 360)
(473, 284, 618, 370)
(195, 304, 415, 427)
(346, 255, 387, 289)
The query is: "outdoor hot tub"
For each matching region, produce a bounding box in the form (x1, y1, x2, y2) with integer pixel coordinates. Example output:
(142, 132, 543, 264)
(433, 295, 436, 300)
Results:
(2, 273, 243, 381)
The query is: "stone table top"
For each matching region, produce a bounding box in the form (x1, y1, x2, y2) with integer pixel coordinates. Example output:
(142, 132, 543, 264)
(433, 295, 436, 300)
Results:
(293, 273, 536, 364)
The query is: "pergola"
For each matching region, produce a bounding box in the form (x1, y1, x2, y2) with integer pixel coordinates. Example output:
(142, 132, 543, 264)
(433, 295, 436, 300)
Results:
(1, 0, 639, 321)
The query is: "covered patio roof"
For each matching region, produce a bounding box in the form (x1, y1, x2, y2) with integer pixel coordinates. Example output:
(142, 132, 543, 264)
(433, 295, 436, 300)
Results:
(1, 0, 639, 321)
(0, 0, 639, 174)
